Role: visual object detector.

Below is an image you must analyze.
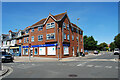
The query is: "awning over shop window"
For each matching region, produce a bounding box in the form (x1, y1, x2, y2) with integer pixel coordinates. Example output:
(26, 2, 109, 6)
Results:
(1, 46, 9, 49)
(10, 47, 19, 49)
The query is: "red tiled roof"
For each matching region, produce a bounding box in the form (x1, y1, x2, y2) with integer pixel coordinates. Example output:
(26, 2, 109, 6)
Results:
(53, 12, 66, 20)
(31, 18, 46, 27)
(31, 12, 66, 27)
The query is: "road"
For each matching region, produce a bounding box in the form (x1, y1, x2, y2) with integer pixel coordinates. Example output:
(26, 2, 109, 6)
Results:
(2, 52, 119, 79)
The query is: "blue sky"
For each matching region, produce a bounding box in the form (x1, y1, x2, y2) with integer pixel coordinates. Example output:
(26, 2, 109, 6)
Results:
(2, 2, 118, 44)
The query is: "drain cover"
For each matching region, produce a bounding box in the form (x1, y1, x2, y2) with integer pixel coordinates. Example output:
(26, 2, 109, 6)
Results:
(68, 74, 78, 77)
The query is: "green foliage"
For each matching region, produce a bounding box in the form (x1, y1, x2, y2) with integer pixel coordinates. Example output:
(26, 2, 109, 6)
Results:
(83, 35, 98, 50)
(97, 42, 108, 51)
(114, 33, 120, 49)
(110, 42, 115, 51)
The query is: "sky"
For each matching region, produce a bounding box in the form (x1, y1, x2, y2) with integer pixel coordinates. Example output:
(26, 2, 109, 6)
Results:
(2, 2, 118, 44)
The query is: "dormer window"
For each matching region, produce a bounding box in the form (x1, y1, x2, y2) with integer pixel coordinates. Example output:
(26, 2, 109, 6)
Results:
(18, 31, 21, 37)
(26, 30, 29, 34)
(31, 28, 34, 32)
(38, 26, 43, 31)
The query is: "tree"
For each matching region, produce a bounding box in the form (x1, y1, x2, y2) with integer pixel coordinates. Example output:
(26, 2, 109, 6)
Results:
(110, 42, 115, 51)
(97, 42, 108, 51)
(114, 33, 120, 49)
(84, 35, 98, 50)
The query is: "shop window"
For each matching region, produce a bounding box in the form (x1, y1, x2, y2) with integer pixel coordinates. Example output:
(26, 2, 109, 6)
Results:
(23, 48, 28, 55)
(34, 48, 38, 55)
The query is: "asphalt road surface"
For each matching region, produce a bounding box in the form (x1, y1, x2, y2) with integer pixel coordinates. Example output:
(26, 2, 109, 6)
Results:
(2, 52, 120, 78)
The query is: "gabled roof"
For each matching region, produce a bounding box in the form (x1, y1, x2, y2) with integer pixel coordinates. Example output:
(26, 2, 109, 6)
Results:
(53, 12, 66, 20)
(31, 18, 46, 27)
(31, 12, 67, 27)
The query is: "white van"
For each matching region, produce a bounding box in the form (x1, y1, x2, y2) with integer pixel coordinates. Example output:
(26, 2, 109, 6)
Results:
(114, 48, 120, 55)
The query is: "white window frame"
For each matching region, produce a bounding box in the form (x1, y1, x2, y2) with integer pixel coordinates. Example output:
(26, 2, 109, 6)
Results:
(67, 34, 69, 40)
(26, 30, 29, 34)
(38, 26, 43, 31)
(46, 22, 55, 29)
(81, 38, 82, 42)
(77, 37, 78, 41)
(64, 33, 66, 39)
(46, 33, 55, 40)
(63, 22, 66, 28)
(72, 35, 74, 40)
(67, 24, 69, 30)
(26, 37, 29, 43)
(31, 36, 34, 42)
(24, 38, 26, 43)
(38, 35, 43, 41)
(19, 39, 21, 43)
(31, 28, 34, 32)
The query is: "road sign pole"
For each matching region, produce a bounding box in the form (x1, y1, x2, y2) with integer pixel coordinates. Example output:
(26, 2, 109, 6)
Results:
(29, 43, 31, 62)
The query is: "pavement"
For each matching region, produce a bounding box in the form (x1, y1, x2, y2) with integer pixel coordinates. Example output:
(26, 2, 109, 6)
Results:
(13, 52, 111, 62)
(0, 66, 9, 76)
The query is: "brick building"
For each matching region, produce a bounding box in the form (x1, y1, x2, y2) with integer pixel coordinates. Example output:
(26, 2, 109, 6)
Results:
(1, 12, 84, 58)
(22, 12, 84, 58)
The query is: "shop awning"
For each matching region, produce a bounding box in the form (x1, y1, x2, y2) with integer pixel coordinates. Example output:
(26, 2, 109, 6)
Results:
(10, 47, 19, 49)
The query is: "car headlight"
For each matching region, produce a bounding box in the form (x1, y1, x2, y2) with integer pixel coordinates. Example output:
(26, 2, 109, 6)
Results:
(1, 56, 5, 58)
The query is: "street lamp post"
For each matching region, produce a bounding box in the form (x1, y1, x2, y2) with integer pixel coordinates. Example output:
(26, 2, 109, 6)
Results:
(29, 42, 31, 62)
(57, 24, 60, 61)
(77, 18, 80, 56)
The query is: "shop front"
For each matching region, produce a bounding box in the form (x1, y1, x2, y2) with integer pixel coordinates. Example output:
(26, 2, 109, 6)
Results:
(10, 46, 21, 56)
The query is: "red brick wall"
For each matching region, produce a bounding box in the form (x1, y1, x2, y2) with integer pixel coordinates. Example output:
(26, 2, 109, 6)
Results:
(21, 14, 84, 58)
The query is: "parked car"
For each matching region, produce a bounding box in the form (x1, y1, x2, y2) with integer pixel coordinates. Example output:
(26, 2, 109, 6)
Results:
(94, 50, 98, 54)
(1, 51, 14, 62)
(114, 48, 120, 55)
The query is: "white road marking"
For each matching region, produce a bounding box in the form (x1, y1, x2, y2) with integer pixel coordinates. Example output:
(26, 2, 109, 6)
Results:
(94, 65, 102, 68)
(77, 64, 83, 66)
(115, 67, 118, 69)
(105, 66, 112, 68)
(32, 64, 35, 65)
(86, 65, 94, 67)
(77, 62, 88, 66)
